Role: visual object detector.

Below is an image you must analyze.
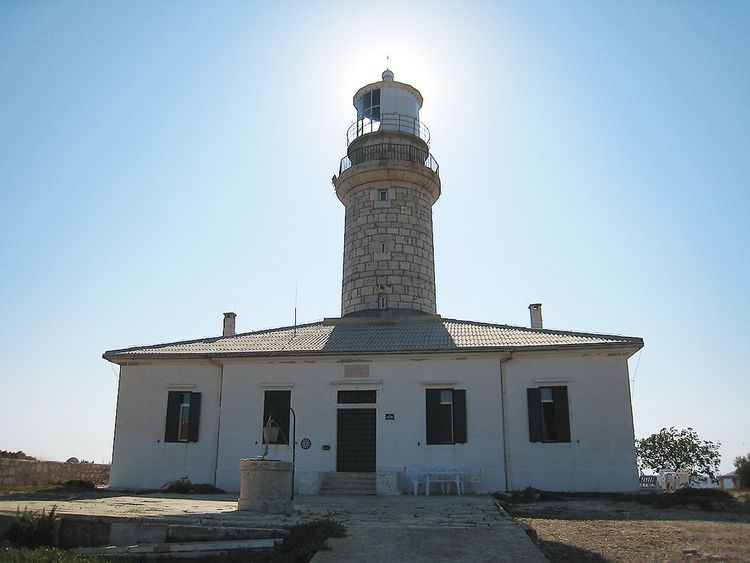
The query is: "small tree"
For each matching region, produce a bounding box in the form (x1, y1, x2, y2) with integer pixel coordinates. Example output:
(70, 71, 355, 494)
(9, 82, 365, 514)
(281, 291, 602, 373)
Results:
(735, 453, 750, 489)
(636, 427, 720, 481)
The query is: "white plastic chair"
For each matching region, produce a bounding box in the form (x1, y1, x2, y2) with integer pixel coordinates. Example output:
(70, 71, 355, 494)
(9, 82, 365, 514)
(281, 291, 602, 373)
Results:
(405, 467, 426, 496)
(463, 465, 482, 494)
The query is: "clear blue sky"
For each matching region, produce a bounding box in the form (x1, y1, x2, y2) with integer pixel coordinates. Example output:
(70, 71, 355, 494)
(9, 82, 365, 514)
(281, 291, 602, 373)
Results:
(1, 1, 748, 473)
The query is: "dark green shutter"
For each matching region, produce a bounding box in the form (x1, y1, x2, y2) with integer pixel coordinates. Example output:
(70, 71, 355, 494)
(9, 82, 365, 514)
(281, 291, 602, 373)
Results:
(187, 393, 201, 442)
(425, 389, 441, 444)
(453, 390, 467, 443)
(164, 392, 180, 443)
(527, 388, 543, 442)
(552, 386, 571, 442)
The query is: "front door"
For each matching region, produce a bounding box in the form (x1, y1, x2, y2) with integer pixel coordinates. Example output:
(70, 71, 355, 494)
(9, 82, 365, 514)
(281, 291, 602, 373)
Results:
(336, 408, 376, 472)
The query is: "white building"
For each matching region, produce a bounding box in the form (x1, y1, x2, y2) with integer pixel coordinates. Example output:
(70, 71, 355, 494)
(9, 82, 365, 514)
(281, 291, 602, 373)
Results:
(104, 71, 643, 494)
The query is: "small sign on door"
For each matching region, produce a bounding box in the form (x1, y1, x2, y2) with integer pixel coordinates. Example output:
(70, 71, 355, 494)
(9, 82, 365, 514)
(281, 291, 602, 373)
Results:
(385, 413, 395, 420)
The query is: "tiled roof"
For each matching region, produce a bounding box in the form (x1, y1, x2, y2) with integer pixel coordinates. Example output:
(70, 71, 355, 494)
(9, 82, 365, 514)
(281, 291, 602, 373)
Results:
(103, 317, 643, 361)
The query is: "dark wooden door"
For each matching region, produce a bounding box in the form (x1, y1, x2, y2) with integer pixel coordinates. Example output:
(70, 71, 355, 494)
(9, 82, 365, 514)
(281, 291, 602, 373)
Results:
(336, 409, 376, 472)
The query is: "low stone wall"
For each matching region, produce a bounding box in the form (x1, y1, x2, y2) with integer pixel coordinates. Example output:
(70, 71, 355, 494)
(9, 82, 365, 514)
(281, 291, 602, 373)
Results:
(0, 458, 110, 486)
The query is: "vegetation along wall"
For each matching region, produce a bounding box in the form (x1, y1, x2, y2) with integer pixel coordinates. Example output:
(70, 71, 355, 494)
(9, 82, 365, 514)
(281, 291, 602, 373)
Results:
(0, 458, 110, 486)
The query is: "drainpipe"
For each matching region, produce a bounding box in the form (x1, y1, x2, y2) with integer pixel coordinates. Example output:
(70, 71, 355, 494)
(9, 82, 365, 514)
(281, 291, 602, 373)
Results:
(212, 359, 224, 487)
(500, 355, 513, 492)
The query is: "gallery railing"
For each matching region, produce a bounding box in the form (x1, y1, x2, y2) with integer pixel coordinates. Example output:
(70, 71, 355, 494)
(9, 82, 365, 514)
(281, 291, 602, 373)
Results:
(339, 142, 439, 176)
(346, 114, 431, 146)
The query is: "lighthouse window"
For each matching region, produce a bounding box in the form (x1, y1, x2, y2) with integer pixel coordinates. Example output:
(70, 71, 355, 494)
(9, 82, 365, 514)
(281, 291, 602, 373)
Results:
(378, 294, 387, 309)
(379, 190, 388, 201)
(360, 89, 381, 121)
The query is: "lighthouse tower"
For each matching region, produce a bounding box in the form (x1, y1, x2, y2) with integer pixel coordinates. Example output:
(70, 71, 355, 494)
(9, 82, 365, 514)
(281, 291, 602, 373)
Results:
(333, 70, 441, 317)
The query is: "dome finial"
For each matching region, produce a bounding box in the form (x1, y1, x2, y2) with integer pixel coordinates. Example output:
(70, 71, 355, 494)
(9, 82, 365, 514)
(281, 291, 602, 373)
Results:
(382, 68, 394, 81)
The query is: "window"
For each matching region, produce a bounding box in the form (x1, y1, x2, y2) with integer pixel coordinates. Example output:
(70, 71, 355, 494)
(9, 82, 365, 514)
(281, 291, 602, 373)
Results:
(425, 388, 467, 444)
(262, 390, 291, 445)
(527, 386, 570, 443)
(380, 242, 386, 253)
(358, 88, 381, 121)
(378, 190, 388, 202)
(378, 294, 387, 309)
(338, 390, 377, 404)
(164, 391, 201, 443)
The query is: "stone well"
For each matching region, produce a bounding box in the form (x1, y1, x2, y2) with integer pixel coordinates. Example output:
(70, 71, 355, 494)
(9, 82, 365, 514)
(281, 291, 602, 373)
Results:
(238, 459, 293, 514)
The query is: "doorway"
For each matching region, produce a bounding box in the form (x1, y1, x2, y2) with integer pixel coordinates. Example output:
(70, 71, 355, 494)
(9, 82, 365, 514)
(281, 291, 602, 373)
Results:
(336, 408, 376, 472)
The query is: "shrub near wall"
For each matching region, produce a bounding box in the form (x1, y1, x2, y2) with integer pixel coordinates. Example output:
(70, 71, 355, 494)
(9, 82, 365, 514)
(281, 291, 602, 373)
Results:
(0, 458, 110, 486)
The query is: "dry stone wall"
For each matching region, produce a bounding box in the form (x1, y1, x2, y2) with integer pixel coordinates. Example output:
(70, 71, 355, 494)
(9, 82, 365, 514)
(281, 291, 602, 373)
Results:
(0, 458, 110, 486)
(341, 182, 437, 316)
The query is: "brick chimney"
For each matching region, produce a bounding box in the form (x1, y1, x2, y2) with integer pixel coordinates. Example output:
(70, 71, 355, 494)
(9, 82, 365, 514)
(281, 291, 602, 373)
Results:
(222, 312, 237, 337)
(529, 303, 543, 329)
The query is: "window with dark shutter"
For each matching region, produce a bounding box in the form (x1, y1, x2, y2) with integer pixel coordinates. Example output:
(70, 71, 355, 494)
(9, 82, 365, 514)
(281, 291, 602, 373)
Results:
(527, 386, 570, 443)
(164, 391, 201, 443)
(262, 390, 291, 445)
(426, 388, 467, 444)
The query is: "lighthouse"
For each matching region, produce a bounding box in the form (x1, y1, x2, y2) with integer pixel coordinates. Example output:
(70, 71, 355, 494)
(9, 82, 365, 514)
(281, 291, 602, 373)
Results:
(333, 70, 441, 317)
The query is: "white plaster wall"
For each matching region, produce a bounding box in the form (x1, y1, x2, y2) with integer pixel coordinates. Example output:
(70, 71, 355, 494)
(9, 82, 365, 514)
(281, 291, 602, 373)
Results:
(109, 362, 220, 489)
(214, 355, 506, 493)
(503, 352, 639, 492)
(108, 349, 639, 494)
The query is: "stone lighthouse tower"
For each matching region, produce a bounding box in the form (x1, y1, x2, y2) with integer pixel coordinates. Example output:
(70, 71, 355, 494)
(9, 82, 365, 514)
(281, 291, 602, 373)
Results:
(333, 70, 441, 317)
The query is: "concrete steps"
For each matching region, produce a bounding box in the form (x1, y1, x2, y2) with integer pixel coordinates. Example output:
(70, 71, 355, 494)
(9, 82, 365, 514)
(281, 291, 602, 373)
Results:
(64, 517, 288, 558)
(319, 472, 376, 495)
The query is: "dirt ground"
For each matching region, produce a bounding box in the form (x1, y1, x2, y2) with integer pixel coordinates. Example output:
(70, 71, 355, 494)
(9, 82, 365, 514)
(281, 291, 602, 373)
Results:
(513, 493, 750, 562)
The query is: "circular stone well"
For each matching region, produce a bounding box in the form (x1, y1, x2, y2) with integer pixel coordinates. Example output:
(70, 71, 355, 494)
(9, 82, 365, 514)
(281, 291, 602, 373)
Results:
(238, 458, 293, 513)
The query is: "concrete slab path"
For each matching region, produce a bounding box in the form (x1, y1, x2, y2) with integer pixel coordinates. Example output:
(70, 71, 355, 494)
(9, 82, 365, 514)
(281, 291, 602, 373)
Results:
(0, 493, 546, 562)
(308, 495, 547, 563)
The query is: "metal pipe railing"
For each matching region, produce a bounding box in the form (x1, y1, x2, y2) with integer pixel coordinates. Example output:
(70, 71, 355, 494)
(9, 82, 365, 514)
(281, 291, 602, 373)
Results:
(346, 114, 431, 146)
(338, 142, 439, 176)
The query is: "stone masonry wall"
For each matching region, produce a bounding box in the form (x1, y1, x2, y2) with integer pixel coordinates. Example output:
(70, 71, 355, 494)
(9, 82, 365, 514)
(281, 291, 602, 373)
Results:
(0, 458, 110, 486)
(341, 182, 437, 316)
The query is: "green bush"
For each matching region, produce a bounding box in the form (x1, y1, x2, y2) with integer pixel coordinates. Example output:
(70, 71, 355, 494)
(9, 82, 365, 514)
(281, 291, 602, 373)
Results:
(0, 451, 36, 461)
(280, 519, 346, 561)
(735, 454, 750, 489)
(162, 477, 225, 494)
(57, 480, 95, 492)
(1, 507, 57, 548)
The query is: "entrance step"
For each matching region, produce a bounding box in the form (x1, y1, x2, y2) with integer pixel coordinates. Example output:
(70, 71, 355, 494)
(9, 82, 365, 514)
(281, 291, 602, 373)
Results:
(319, 472, 376, 495)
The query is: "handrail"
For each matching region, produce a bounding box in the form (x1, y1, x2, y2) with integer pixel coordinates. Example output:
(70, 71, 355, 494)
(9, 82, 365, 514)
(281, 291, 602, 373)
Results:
(347, 114, 431, 146)
(339, 142, 439, 176)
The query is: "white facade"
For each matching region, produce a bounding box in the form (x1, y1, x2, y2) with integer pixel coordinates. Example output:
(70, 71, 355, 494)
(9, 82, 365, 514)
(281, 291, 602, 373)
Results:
(107, 71, 642, 495)
(109, 347, 639, 493)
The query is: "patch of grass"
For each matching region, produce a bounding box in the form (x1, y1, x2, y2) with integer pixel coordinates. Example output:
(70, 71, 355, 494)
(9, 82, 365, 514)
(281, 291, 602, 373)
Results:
(0, 546, 111, 562)
(1, 507, 57, 548)
(0, 485, 54, 495)
(0, 481, 98, 497)
(494, 487, 735, 512)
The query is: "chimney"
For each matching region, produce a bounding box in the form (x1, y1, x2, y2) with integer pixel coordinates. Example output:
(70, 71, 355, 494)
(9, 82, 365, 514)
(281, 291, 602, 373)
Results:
(529, 303, 543, 329)
(222, 312, 237, 337)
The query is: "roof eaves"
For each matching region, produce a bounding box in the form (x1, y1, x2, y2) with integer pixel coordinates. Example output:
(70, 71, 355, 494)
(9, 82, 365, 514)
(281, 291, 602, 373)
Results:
(102, 339, 644, 363)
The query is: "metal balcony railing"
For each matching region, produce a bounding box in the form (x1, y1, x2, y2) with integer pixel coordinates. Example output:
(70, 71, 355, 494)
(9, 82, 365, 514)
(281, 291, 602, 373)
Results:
(339, 143, 440, 176)
(346, 114, 431, 146)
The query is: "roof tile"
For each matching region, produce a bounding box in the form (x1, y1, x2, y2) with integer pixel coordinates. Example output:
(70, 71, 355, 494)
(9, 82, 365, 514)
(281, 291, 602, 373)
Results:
(103, 317, 643, 360)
